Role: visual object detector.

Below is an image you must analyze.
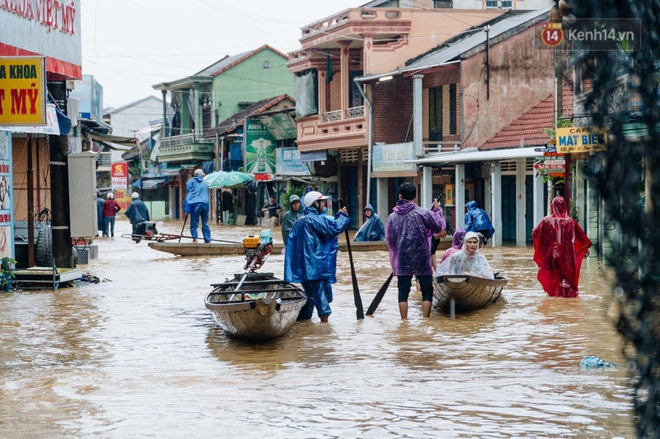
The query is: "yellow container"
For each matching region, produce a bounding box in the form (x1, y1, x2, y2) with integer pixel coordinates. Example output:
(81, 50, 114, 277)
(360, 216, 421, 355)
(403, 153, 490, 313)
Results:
(242, 235, 261, 249)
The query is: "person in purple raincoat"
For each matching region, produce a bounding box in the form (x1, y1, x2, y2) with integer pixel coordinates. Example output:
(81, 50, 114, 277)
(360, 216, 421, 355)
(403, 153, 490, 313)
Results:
(386, 182, 445, 319)
(284, 191, 349, 323)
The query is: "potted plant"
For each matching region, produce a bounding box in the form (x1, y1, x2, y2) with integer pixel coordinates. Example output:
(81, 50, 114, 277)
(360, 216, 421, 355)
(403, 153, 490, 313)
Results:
(1, 257, 16, 291)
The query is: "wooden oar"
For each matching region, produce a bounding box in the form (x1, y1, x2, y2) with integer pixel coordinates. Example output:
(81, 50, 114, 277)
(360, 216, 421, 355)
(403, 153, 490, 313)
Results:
(344, 229, 364, 320)
(366, 272, 394, 316)
(178, 213, 189, 243)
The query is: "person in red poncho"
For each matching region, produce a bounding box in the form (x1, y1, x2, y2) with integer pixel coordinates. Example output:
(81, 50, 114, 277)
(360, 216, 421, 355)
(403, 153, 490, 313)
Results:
(532, 196, 592, 297)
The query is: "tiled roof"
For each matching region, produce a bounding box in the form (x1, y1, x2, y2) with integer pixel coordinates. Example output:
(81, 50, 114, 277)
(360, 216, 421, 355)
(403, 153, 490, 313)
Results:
(480, 84, 574, 151)
(195, 44, 288, 77)
(210, 94, 294, 135)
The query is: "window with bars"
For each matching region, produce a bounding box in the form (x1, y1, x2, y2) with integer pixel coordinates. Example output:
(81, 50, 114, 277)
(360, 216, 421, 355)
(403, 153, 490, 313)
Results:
(449, 83, 457, 135)
(429, 86, 443, 141)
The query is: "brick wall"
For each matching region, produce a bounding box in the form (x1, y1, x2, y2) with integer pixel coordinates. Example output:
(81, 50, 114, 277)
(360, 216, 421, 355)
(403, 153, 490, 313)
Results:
(372, 76, 414, 145)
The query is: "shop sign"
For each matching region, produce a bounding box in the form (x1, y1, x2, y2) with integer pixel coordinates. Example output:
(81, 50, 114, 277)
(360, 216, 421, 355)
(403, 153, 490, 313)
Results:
(111, 162, 128, 189)
(556, 126, 607, 153)
(0, 57, 46, 126)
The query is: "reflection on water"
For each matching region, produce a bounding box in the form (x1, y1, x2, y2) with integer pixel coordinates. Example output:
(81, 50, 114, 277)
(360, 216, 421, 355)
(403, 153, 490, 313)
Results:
(0, 220, 634, 438)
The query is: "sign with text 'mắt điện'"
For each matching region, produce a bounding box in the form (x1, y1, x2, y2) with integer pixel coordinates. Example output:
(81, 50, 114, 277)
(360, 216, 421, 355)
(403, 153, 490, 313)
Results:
(0, 57, 47, 126)
(556, 126, 607, 153)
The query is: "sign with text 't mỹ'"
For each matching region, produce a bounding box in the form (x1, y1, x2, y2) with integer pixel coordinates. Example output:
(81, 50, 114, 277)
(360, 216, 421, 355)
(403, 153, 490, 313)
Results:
(0, 57, 47, 126)
(556, 126, 608, 153)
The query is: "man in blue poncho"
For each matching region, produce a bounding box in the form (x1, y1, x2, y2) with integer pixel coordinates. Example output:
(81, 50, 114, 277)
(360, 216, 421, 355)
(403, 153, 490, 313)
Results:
(125, 192, 151, 235)
(386, 182, 445, 319)
(353, 203, 385, 242)
(284, 191, 349, 322)
(464, 200, 495, 245)
(185, 169, 211, 243)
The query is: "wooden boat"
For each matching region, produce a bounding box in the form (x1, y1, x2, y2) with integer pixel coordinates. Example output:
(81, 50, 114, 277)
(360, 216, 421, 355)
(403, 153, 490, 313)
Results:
(204, 272, 307, 340)
(433, 274, 508, 313)
(150, 238, 448, 257)
(149, 241, 284, 256)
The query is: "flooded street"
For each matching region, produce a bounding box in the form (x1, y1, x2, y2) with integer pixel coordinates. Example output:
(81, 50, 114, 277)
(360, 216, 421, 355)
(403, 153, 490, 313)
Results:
(0, 219, 635, 438)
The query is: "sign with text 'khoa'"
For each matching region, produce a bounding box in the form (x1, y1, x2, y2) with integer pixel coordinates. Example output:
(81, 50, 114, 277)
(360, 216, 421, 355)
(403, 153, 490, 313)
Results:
(556, 126, 607, 153)
(0, 57, 47, 126)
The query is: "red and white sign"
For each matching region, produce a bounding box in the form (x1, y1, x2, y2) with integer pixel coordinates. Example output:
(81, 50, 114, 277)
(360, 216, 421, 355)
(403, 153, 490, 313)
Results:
(534, 159, 566, 170)
(111, 161, 128, 190)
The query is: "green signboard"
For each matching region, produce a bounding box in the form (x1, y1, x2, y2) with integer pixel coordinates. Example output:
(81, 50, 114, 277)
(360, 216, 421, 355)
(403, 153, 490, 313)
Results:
(245, 119, 276, 174)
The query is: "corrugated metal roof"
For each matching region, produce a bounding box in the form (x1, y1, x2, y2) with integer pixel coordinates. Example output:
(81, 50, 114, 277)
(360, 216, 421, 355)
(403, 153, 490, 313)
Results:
(195, 51, 251, 76)
(401, 7, 550, 74)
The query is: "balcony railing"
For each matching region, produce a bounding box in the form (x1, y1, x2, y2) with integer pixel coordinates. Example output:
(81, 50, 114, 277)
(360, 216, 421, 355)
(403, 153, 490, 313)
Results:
(322, 106, 365, 123)
(423, 141, 462, 155)
(161, 133, 207, 148)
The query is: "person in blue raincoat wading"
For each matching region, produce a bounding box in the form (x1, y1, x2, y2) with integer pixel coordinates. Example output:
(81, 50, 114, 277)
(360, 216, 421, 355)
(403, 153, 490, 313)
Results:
(125, 192, 151, 235)
(386, 182, 445, 319)
(185, 169, 211, 243)
(284, 191, 349, 322)
(353, 203, 385, 242)
(464, 200, 495, 246)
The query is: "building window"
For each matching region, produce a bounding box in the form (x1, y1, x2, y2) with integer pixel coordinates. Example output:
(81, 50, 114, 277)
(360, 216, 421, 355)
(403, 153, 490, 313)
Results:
(485, 0, 512, 8)
(433, 0, 453, 8)
(449, 83, 457, 135)
(429, 86, 443, 141)
(263, 61, 270, 69)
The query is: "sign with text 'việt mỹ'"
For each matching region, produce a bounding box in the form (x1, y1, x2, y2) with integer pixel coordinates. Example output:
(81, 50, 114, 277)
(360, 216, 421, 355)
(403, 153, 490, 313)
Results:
(556, 126, 608, 153)
(0, 57, 47, 126)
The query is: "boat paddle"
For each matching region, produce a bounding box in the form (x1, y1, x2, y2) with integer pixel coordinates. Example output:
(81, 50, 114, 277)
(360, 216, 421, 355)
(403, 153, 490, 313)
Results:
(336, 200, 364, 321)
(178, 213, 189, 243)
(344, 228, 364, 320)
(366, 272, 394, 316)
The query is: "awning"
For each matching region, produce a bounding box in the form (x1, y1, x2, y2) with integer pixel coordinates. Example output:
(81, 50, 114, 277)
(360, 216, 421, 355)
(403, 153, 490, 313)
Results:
(132, 178, 166, 190)
(84, 131, 139, 154)
(413, 147, 541, 165)
(300, 151, 327, 162)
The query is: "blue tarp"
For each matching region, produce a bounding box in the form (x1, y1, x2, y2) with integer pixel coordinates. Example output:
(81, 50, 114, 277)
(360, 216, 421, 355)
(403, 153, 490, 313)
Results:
(132, 178, 166, 190)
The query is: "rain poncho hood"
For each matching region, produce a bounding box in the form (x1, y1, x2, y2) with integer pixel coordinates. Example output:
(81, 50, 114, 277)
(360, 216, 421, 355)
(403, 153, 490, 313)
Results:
(464, 200, 495, 239)
(281, 203, 304, 245)
(284, 207, 350, 283)
(439, 227, 466, 264)
(435, 231, 494, 279)
(386, 200, 444, 276)
(184, 176, 210, 213)
(532, 196, 592, 297)
(125, 199, 150, 225)
(354, 203, 385, 242)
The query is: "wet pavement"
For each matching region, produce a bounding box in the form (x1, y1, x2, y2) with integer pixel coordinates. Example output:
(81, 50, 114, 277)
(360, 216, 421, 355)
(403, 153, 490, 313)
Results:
(0, 218, 635, 438)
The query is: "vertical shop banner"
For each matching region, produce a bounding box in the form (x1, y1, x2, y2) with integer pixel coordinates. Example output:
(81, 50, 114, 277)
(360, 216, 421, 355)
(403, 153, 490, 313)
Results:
(0, 131, 13, 258)
(111, 162, 129, 211)
(245, 119, 276, 174)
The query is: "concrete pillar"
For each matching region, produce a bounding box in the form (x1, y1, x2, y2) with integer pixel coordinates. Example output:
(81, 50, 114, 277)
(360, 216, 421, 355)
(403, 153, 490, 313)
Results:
(455, 164, 465, 229)
(362, 34, 374, 74)
(516, 159, 526, 246)
(339, 42, 351, 115)
(421, 166, 433, 209)
(317, 69, 327, 118)
(194, 84, 202, 136)
(169, 186, 176, 219)
(377, 178, 389, 219)
(491, 162, 502, 247)
(413, 75, 424, 158)
(532, 168, 545, 228)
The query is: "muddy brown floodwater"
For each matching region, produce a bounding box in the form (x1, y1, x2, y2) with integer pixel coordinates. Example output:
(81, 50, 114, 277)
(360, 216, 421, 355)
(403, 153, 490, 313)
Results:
(0, 218, 635, 438)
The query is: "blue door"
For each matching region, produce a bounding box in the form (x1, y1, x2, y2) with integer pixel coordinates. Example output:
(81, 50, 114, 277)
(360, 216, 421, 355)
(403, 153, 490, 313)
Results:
(501, 176, 516, 243)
